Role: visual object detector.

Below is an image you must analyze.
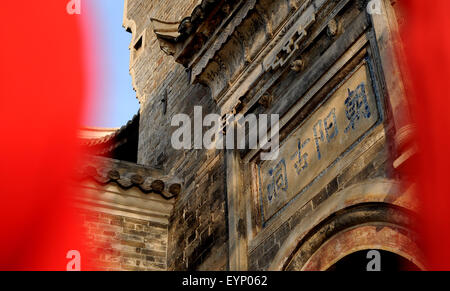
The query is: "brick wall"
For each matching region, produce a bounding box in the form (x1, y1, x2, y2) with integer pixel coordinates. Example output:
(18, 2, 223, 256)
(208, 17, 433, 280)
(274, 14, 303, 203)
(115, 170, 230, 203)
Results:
(79, 209, 168, 271)
(124, 0, 230, 271)
(167, 153, 229, 270)
(121, 0, 408, 271)
(123, 0, 200, 104)
(138, 66, 229, 270)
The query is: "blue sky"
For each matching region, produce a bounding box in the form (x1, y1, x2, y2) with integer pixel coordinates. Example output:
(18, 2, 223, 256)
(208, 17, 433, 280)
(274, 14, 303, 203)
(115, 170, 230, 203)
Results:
(83, 0, 139, 128)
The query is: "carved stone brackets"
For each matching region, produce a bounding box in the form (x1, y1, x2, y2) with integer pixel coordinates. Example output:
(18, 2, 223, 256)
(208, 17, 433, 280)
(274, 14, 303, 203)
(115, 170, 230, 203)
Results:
(198, 0, 327, 114)
(263, 4, 316, 71)
(151, 0, 328, 114)
(150, 19, 180, 56)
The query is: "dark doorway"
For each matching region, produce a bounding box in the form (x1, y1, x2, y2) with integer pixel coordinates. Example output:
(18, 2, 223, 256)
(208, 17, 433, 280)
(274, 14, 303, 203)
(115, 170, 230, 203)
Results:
(326, 249, 421, 271)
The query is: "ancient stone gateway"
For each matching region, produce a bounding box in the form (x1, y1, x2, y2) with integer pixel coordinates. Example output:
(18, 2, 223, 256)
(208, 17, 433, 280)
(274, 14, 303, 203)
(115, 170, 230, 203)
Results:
(78, 0, 422, 270)
(269, 180, 424, 271)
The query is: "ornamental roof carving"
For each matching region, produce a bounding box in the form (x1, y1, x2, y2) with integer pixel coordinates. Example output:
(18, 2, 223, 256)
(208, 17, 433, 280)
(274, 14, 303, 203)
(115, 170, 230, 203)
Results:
(150, 0, 241, 62)
(77, 155, 182, 199)
(150, 0, 328, 115)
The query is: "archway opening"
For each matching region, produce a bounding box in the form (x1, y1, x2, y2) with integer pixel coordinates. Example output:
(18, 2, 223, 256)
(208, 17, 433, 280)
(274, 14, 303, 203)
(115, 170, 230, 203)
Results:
(326, 249, 421, 271)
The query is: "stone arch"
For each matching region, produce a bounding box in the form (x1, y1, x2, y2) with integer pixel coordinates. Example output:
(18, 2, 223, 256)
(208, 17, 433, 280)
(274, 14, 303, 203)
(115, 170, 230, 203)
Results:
(300, 223, 424, 271)
(268, 179, 424, 270)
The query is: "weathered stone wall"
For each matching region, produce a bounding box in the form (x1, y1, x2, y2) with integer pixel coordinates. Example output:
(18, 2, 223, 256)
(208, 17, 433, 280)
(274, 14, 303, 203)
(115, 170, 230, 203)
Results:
(124, 0, 230, 270)
(122, 0, 416, 271)
(137, 65, 229, 270)
(248, 127, 392, 270)
(80, 208, 168, 271)
(75, 174, 176, 271)
(241, 1, 396, 269)
(237, 0, 412, 270)
(123, 0, 200, 104)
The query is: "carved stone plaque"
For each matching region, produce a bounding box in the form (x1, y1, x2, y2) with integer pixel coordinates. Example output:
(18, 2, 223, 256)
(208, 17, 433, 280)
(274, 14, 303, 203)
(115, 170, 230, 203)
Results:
(258, 63, 379, 222)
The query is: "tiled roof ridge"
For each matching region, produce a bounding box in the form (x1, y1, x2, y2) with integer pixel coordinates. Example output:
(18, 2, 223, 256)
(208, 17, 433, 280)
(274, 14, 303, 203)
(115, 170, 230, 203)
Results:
(81, 113, 139, 147)
(78, 156, 182, 199)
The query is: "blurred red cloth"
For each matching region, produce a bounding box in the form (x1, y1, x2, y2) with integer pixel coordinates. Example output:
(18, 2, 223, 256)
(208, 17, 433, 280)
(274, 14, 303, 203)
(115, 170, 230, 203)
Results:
(400, 0, 450, 270)
(1, 0, 450, 271)
(0, 1, 90, 270)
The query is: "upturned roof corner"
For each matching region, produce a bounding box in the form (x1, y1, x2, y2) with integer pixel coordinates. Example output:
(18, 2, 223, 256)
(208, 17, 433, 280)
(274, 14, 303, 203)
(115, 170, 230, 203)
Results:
(150, 0, 237, 67)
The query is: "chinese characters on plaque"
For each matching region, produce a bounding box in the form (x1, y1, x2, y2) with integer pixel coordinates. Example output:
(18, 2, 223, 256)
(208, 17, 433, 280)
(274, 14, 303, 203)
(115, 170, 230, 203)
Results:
(259, 64, 380, 222)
